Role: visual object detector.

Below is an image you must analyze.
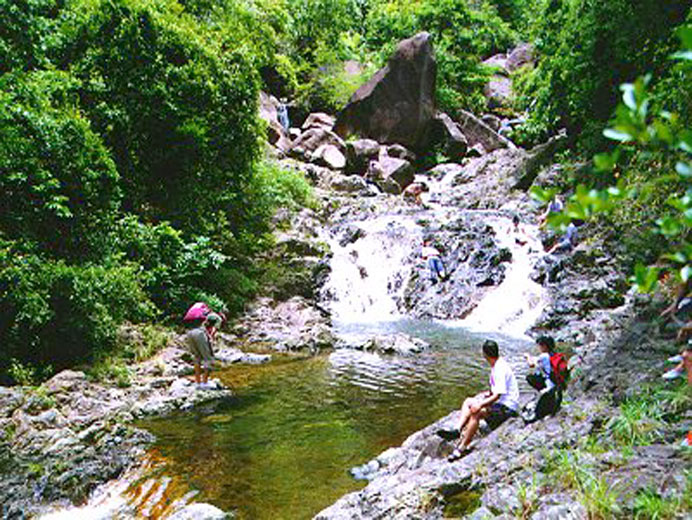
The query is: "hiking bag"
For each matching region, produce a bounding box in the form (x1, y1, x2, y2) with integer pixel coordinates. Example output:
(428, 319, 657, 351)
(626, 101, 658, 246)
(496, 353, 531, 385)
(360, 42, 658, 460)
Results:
(549, 352, 569, 390)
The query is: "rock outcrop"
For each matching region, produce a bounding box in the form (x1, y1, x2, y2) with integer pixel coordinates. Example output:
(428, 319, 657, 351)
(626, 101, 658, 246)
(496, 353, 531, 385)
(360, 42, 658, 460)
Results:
(334, 32, 437, 151)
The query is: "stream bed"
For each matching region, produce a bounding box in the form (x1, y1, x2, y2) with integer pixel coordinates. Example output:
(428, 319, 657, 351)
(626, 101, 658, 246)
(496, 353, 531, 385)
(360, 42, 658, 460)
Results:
(137, 320, 535, 520)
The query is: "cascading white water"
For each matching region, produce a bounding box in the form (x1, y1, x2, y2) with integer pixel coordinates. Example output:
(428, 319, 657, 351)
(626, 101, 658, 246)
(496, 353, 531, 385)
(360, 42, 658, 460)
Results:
(324, 216, 423, 324)
(455, 216, 548, 338)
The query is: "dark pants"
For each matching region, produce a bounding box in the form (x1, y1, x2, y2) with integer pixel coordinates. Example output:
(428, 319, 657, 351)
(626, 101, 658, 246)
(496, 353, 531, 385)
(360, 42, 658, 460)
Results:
(485, 403, 518, 430)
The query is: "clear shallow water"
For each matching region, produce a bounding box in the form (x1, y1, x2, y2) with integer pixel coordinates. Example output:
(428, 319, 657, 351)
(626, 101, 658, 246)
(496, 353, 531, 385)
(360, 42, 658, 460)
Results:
(137, 320, 534, 520)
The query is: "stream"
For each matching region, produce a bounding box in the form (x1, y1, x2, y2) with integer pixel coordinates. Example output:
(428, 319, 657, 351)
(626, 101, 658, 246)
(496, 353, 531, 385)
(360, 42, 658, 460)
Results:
(41, 180, 548, 519)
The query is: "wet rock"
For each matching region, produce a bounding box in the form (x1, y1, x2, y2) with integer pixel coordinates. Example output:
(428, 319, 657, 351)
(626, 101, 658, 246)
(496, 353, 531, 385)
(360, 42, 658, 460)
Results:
(334, 32, 437, 151)
(237, 297, 335, 352)
(366, 156, 415, 194)
(338, 226, 367, 247)
(329, 174, 373, 195)
(352, 333, 430, 355)
(425, 162, 465, 181)
(467, 506, 497, 519)
(168, 502, 230, 520)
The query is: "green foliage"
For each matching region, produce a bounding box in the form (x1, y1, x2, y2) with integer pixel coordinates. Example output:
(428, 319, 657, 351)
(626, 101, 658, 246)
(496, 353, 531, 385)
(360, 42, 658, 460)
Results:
(0, 70, 121, 260)
(364, 0, 515, 114)
(605, 396, 665, 447)
(514, 0, 689, 149)
(633, 488, 685, 520)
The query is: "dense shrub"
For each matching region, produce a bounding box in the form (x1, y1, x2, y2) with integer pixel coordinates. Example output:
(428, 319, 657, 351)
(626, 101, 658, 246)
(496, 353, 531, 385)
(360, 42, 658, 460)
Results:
(0, 71, 121, 260)
(514, 0, 689, 149)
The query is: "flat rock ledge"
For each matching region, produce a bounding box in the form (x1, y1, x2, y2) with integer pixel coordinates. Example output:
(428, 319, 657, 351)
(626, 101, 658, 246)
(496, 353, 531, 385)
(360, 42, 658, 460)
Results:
(0, 341, 260, 518)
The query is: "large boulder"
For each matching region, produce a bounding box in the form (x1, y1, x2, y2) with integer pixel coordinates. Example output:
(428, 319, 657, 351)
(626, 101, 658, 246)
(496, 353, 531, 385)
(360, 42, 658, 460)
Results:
(345, 139, 381, 175)
(312, 144, 346, 170)
(289, 127, 346, 161)
(457, 110, 515, 153)
(484, 75, 513, 109)
(430, 112, 468, 160)
(506, 42, 534, 72)
(366, 156, 415, 194)
(334, 32, 437, 151)
(302, 112, 335, 131)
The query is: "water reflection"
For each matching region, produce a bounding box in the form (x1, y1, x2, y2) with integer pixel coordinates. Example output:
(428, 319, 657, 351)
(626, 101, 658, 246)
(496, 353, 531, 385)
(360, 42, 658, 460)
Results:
(137, 320, 536, 520)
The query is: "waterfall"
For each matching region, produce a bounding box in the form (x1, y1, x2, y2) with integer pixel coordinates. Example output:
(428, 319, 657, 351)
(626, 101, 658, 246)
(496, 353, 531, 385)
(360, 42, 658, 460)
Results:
(323, 216, 423, 324)
(456, 216, 548, 338)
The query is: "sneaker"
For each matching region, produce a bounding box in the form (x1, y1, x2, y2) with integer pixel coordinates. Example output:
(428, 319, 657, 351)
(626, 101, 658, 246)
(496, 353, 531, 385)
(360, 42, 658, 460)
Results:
(667, 354, 683, 363)
(662, 368, 684, 380)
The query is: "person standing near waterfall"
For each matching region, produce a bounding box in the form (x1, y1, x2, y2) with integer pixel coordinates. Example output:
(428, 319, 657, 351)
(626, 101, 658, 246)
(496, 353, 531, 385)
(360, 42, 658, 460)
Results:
(422, 240, 447, 282)
(447, 340, 519, 461)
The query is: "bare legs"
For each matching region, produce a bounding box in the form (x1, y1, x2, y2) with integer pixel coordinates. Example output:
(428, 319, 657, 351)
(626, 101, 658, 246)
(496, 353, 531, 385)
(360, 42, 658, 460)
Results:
(456, 393, 489, 450)
(193, 361, 210, 384)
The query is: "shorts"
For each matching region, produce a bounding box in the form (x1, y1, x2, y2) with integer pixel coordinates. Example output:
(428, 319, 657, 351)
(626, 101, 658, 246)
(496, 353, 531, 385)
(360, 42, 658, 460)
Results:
(485, 403, 518, 430)
(187, 329, 213, 369)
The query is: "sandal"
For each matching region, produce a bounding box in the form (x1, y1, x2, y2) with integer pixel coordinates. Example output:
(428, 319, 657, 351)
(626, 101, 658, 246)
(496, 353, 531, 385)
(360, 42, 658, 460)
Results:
(447, 446, 472, 462)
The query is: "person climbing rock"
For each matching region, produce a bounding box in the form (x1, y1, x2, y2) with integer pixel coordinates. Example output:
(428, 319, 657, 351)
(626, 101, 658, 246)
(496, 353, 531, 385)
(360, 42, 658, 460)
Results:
(421, 239, 447, 283)
(447, 340, 519, 461)
(185, 312, 222, 389)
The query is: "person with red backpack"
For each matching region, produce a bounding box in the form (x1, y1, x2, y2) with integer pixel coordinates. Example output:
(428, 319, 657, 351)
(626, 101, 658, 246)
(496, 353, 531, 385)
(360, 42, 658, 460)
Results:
(523, 335, 569, 421)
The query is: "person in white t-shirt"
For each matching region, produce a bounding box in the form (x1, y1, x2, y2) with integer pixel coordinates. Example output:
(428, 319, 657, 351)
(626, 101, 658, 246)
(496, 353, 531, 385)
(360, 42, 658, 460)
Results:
(448, 339, 519, 461)
(421, 240, 447, 282)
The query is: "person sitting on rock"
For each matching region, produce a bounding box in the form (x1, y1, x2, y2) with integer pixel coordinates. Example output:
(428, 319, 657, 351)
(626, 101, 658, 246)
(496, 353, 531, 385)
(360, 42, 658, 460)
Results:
(511, 214, 528, 246)
(402, 182, 428, 206)
(539, 195, 563, 228)
(522, 335, 562, 421)
(185, 312, 222, 389)
(547, 219, 582, 254)
(660, 278, 692, 327)
(421, 240, 447, 282)
(447, 340, 519, 461)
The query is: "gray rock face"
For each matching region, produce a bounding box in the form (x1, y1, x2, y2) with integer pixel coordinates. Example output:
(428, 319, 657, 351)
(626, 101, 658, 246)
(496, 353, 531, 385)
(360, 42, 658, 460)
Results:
(334, 32, 437, 151)
(347, 333, 430, 356)
(482, 53, 509, 74)
(313, 144, 347, 170)
(290, 127, 346, 161)
(484, 75, 513, 109)
(235, 296, 336, 352)
(430, 112, 468, 161)
(303, 112, 336, 131)
(366, 156, 415, 194)
(457, 110, 516, 153)
(402, 214, 510, 319)
(506, 43, 535, 72)
(0, 348, 239, 518)
(345, 138, 381, 176)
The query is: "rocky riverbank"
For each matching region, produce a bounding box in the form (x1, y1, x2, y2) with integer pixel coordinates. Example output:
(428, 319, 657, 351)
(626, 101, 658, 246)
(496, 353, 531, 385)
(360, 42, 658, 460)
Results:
(0, 333, 268, 519)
